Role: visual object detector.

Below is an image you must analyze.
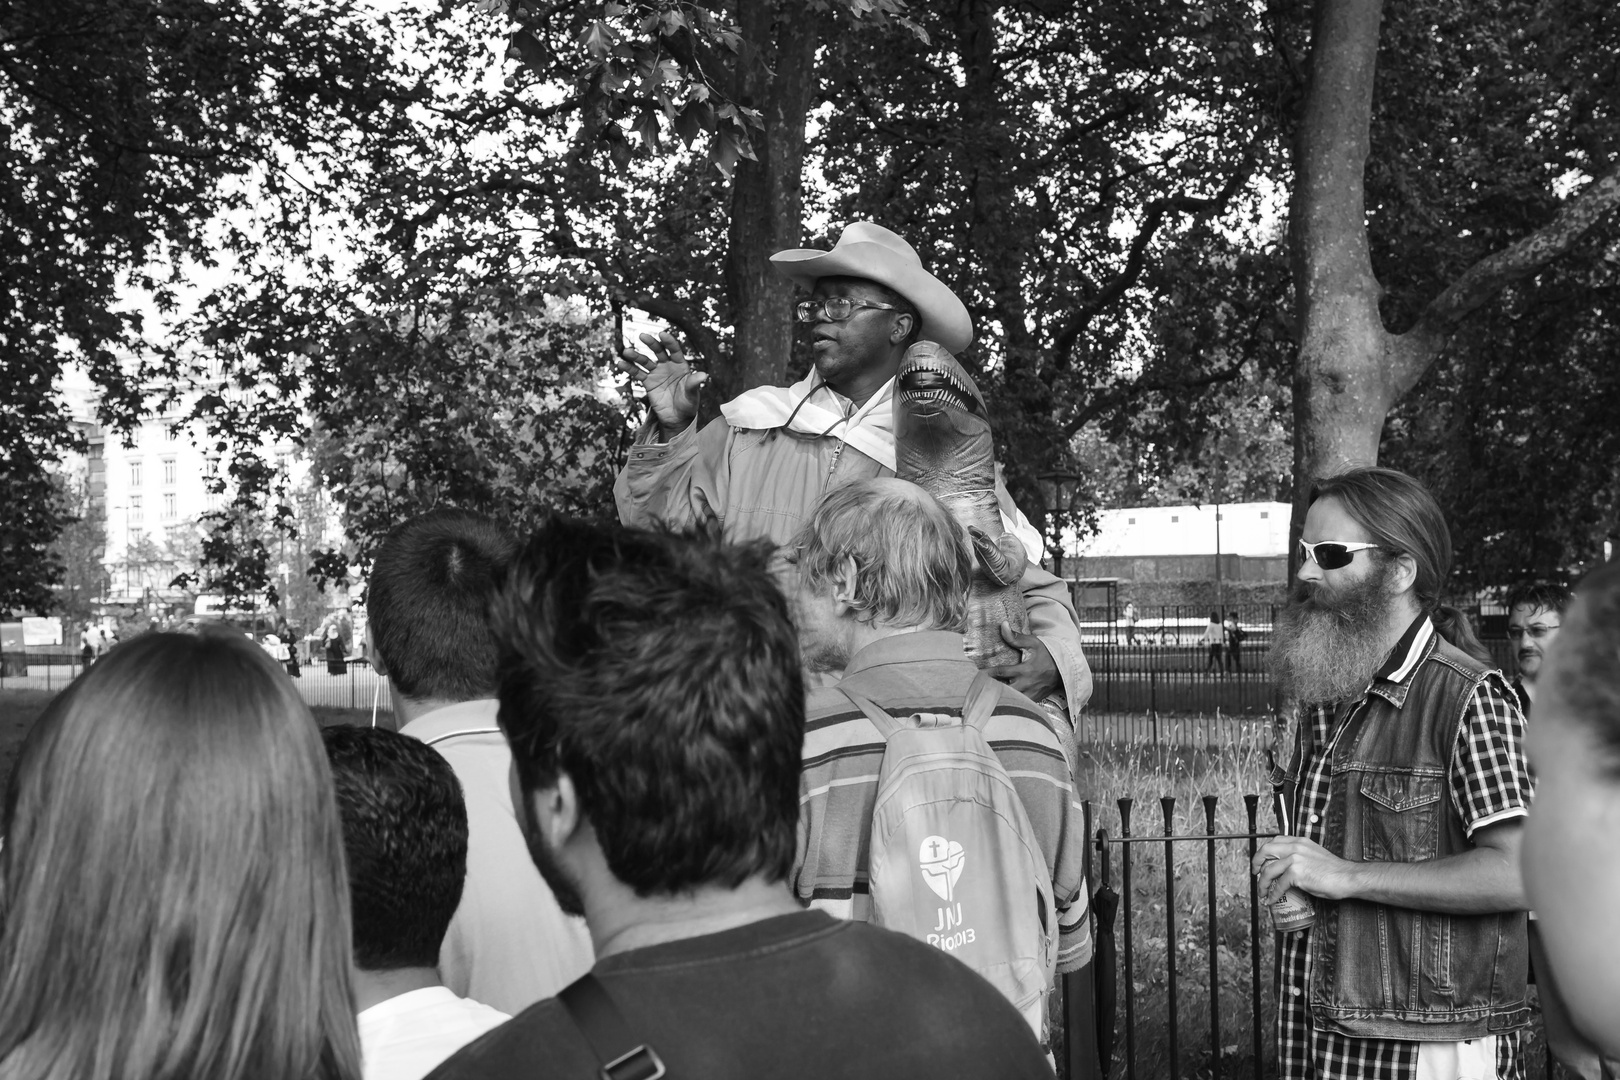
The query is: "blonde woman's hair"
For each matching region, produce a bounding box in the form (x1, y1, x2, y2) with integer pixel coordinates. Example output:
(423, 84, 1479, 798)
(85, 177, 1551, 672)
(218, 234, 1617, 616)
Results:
(0, 627, 362, 1080)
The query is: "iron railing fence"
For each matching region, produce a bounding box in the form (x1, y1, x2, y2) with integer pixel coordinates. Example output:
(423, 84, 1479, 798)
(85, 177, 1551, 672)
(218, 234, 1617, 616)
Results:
(0, 652, 396, 716)
(1077, 605, 1278, 649)
(1072, 795, 1279, 1080)
(1072, 794, 1559, 1080)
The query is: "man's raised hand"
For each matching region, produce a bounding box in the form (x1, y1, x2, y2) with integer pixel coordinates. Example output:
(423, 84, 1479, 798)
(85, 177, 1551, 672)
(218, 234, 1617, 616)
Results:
(616, 331, 707, 441)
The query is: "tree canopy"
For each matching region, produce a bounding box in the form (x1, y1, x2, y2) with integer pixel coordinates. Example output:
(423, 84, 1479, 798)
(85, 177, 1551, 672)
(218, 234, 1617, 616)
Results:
(4, 0, 1618, 616)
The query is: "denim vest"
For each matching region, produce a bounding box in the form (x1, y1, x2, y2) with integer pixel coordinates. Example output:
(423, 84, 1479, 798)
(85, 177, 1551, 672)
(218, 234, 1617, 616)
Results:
(1286, 629, 1531, 1040)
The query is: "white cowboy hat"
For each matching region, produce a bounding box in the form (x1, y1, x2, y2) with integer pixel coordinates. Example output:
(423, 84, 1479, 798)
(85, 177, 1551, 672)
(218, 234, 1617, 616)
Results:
(770, 222, 973, 353)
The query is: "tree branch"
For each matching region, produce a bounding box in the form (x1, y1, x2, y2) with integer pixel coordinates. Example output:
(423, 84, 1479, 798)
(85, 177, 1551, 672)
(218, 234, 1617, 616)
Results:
(1060, 355, 1250, 439)
(1051, 151, 1257, 366)
(1394, 168, 1620, 395)
(627, 294, 722, 366)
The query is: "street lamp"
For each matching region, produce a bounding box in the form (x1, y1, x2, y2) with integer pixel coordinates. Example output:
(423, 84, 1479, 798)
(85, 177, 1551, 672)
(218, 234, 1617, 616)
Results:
(1036, 471, 1085, 578)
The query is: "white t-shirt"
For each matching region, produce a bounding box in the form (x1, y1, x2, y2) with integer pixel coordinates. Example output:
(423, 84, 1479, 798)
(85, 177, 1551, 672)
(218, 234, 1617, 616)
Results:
(357, 986, 509, 1080)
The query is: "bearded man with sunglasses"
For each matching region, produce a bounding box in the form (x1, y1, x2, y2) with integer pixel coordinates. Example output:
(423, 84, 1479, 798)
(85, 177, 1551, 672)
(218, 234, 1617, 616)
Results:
(1254, 466, 1533, 1080)
(613, 222, 1090, 715)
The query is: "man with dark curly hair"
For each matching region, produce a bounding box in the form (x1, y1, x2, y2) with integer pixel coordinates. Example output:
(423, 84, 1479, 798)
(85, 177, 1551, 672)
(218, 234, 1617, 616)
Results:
(428, 517, 1052, 1080)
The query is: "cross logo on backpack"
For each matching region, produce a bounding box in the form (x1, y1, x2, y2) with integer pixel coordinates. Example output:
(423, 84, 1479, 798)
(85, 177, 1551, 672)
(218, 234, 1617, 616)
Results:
(839, 671, 1059, 1038)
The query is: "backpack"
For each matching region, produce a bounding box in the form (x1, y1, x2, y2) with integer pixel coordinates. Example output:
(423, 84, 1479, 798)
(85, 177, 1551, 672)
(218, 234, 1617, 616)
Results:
(838, 670, 1058, 1037)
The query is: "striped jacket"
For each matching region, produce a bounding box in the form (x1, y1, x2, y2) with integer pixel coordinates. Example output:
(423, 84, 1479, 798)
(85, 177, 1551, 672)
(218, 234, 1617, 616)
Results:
(793, 631, 1093, 972)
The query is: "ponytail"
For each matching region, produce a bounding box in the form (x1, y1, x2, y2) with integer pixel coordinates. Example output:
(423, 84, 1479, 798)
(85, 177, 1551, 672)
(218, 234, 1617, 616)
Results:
(1432, 605, 1494, 667)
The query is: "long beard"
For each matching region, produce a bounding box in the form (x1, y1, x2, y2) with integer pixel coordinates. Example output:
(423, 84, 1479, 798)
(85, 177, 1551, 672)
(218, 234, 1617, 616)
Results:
(1270, 562, 1400, 705)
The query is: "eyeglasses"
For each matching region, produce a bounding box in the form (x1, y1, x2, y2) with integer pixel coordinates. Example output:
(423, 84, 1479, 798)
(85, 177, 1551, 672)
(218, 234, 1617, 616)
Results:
(795, 297, 900, 323)
(1297, 539, 1386, 570)
(1506, 624, 1560, 641)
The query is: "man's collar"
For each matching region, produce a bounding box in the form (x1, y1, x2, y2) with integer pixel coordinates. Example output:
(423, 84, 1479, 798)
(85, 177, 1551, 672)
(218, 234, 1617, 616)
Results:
(397, 697, 501, 742)
(842, 630, 969, 676)
(1366, 614, 1434, 708)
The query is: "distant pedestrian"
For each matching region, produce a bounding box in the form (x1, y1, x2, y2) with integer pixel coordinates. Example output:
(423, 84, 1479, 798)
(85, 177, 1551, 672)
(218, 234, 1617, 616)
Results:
(1224, 612, 1245, 672)
(1200, 611, 1223, 671)
(1505, 582, 1570, 715)
(325, 622, 347, 676)
(1122, 600, 1138, 645)
(79, 623, 95, 668)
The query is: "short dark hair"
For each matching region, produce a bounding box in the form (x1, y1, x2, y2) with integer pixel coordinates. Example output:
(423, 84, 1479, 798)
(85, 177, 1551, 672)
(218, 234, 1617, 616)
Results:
(493, 518, 804, 896)
(1547, 563, 1620, 764)
(1506, 582, 1573, 618)
(367, 510, 518, 701)
(321, 725, 468, 971)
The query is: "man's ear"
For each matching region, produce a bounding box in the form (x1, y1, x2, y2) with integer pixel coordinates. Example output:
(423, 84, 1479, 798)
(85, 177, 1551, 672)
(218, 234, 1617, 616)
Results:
(889, 312, 914, 345)
(1388, 552, 1420, 598)
(832, 554, 861, 613)
(530, 772, 584, 849)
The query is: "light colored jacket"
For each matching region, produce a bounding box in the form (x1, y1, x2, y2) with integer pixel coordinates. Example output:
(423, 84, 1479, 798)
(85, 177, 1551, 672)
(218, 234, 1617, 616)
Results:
(614, 407, 1094, 715)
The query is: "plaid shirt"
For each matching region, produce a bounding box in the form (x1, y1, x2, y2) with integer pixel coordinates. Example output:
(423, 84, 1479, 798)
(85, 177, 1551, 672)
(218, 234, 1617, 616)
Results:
(1277, 616, 1533, 1080)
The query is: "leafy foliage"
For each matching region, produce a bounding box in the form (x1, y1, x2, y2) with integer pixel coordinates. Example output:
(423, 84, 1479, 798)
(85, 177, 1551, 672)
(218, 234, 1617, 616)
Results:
(810, 0, 1294, 518)
(1, 0, 423, 606)
(303, 291, 625, 582)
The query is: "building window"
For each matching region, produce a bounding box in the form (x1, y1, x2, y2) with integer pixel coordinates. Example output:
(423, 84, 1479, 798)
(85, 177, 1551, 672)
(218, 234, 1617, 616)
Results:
(1216, 513, 1224, 521)
(129, 495, 143, 525)
(206, 490, 220, 512)
(166, 424, 180, 441)
(1171, 515, 1179, 523)
(1260, 511, 1270, 519)
(162, 493, 177, 520)
(130, 461, 142, 487)
(163, 458, 177, 486)
(1127, 517, 1135, 525)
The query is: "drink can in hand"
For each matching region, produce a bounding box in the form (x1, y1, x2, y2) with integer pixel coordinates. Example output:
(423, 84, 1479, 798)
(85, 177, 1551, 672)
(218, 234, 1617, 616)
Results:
(1271, 885, 1317, 933)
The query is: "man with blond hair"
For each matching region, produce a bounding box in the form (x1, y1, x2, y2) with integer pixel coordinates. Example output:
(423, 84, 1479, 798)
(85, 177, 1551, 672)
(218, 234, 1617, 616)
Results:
(788, 477, 1094, 1065)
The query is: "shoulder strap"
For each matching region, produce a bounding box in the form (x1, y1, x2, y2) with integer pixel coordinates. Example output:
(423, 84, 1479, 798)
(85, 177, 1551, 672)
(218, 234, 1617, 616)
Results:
(836, 685, 907, 739)
(838, 670, 1003, 736)
(557, 973, 666, 1080)
(961, 670, 1002, 732)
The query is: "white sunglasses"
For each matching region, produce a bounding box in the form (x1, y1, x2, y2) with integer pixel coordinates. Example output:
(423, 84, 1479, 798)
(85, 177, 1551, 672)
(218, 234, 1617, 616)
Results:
(1297, 539, 1385, 570)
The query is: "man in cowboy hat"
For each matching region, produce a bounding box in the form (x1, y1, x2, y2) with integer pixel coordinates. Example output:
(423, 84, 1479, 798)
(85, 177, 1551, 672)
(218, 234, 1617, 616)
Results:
(614, 222, 1090, 711)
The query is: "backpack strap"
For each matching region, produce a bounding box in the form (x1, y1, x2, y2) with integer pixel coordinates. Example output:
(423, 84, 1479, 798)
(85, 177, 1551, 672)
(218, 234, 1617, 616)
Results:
(838, 670, 1003, 737)
(836, 686, 907, 739)
(557, 973, 666, 1080)
(961, 670, 1003, 732)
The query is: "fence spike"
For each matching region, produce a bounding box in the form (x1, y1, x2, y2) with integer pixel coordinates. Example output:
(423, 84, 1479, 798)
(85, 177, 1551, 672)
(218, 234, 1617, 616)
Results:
(1244, 793, 1263, 1080)
(1161, 796, 1179, 1078)
(1204, 794, 1221, 1080)
(1119, 798, 1137, 1080)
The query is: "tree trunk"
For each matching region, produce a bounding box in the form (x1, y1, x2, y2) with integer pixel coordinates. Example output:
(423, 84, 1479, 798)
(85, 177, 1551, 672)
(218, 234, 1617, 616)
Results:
(1288, 0, 1391, 563)
(956, 0, 1037, 370)
(1287, 0, 1620, 573)
(723, 0, 819, 399)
